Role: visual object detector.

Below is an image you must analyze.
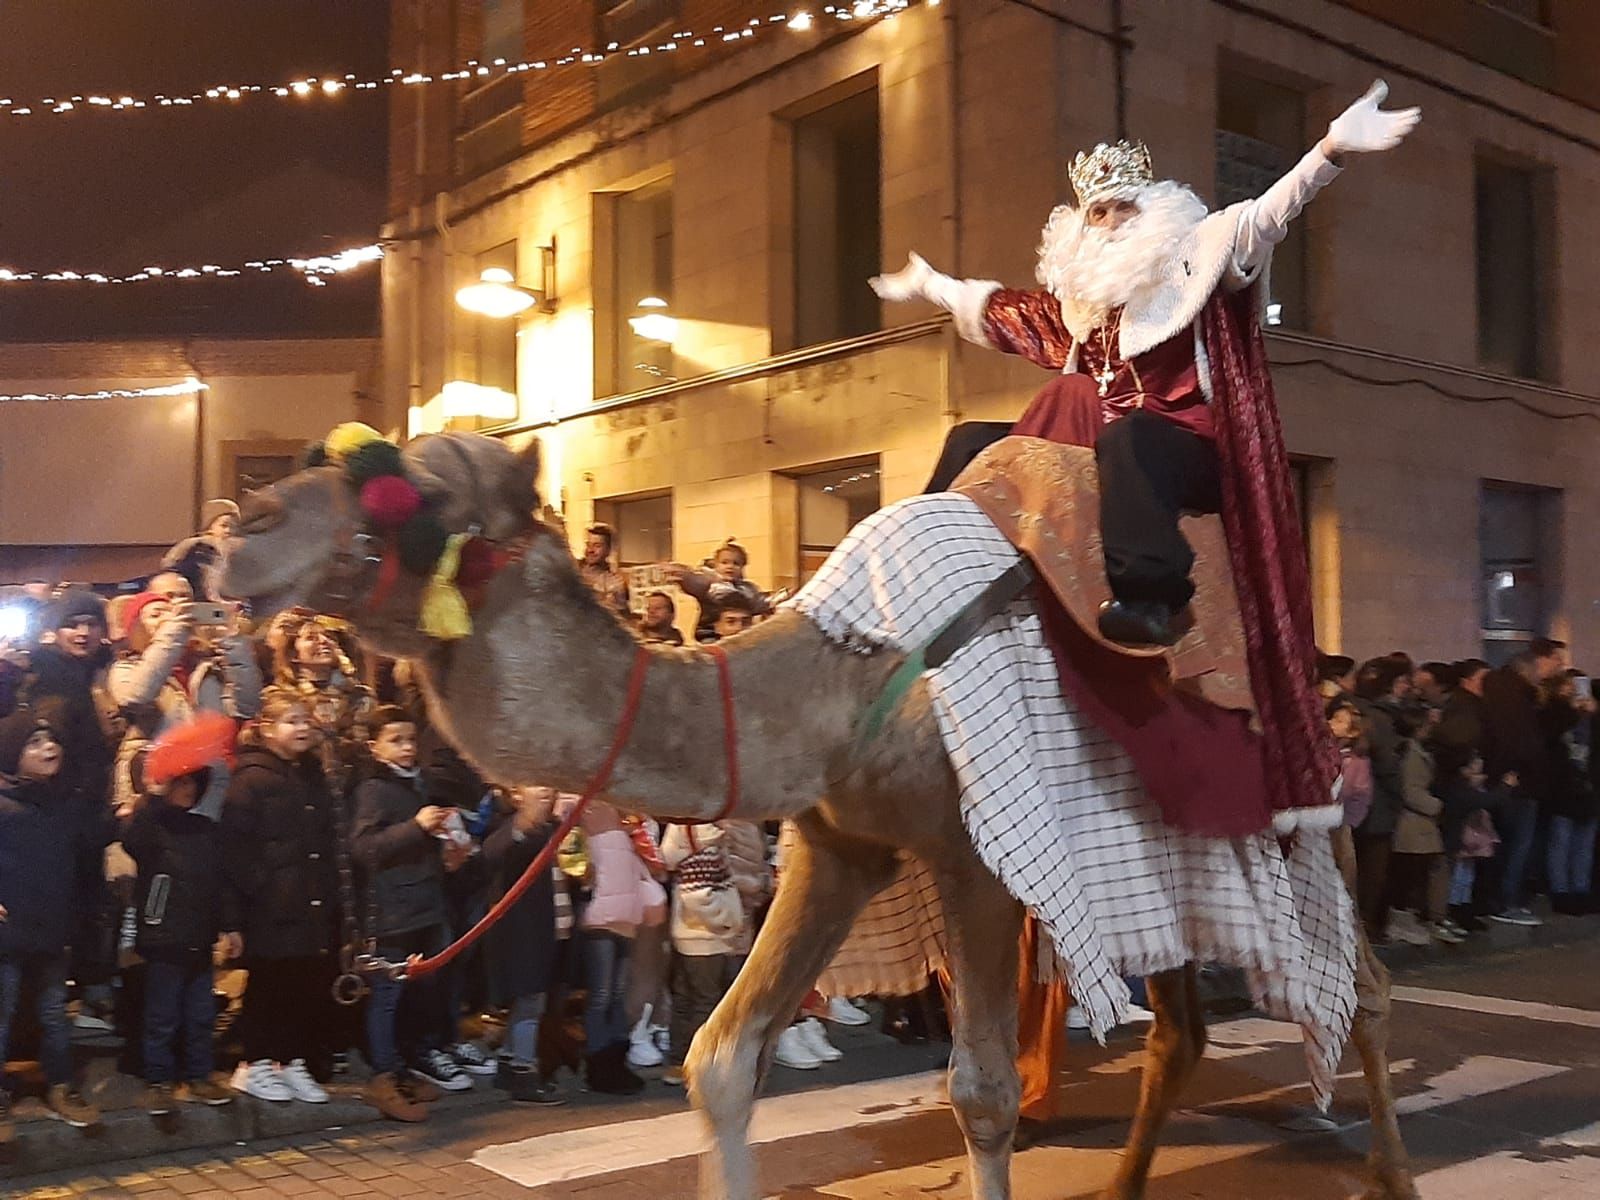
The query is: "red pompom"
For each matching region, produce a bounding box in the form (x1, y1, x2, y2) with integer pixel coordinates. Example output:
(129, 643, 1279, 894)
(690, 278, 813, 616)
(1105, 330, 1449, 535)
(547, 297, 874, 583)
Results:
(455, 537, 499, 590)
(360, 475, 423, 530)
(144, 712, 238, 786)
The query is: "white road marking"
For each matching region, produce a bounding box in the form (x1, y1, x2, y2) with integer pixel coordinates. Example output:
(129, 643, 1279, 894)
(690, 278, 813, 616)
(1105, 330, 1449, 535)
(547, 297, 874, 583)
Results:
(1393, 985, 1600, 1029)
(1417, 1149, 1600, 1198)
(470, 1071, 947, 1188)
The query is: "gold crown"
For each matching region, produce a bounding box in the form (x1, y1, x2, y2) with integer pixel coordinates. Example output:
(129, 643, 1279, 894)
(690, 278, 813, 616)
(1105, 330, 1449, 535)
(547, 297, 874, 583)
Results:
(1068, 140, 1154, 206)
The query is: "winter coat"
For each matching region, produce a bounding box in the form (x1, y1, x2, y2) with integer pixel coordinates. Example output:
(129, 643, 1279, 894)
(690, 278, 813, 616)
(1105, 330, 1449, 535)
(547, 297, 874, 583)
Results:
(660, 821, 771, 956)
(578, 803, 666, 938)
(1352, 697, 1405, 837)
(349, 765, 447, 940)
(220, 745, 340, 961)
(22, 645, 116, 804)
(0, 775, 104, 958)
(1392, 741, 1444, 855)
(1541, 700, 1598, 822)
(1482, 668, 1544, 793)
(120, 799, 234, 963)
(109, 626, 260, 820)
(481, 806, 558, 1003)
(1429, 688, 1486, 789)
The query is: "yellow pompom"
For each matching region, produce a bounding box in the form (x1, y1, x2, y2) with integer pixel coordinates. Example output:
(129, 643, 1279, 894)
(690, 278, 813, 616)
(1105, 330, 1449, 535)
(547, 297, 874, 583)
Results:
(324, 422, 386, 461)
(418, 532, 473, 640)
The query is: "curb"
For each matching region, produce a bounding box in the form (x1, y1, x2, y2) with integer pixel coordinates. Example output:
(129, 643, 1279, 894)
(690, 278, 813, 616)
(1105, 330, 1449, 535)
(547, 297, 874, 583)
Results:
(1374, 910, 1600, 973)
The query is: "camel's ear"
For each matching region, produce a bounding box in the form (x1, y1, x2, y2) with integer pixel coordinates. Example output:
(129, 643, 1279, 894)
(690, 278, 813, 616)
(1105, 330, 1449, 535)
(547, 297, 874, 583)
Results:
(502, 435, 543, 516)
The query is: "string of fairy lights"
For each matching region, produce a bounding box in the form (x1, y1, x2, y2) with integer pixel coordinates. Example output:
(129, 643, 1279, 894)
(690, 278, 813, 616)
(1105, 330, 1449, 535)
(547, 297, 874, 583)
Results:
(0, 4, 912, 118)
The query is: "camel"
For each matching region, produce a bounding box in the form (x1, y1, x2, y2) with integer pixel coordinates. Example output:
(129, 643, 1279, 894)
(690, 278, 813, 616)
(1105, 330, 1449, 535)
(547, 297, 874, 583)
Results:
(219, 431, 1417, 1200)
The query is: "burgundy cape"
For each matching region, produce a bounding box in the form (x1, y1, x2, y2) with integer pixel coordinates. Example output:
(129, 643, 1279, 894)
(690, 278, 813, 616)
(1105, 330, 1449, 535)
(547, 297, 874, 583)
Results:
(984, 286, 1339, 834)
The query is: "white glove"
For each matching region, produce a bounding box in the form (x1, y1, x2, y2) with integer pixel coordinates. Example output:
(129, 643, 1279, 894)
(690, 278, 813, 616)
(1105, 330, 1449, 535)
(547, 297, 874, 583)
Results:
(869, 252, 933, 302)
(1322, 80, 1420, 158)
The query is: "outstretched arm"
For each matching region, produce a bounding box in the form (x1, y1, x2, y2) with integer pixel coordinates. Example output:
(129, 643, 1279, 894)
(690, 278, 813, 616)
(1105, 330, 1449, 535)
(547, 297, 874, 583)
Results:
(1234, 80, 1420, 279)
(870, 254, 1072, 370)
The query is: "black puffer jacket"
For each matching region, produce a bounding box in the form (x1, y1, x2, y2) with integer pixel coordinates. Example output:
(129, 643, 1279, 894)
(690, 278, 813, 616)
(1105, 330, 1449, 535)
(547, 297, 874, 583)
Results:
(0, 775, 99, 958)
(220, 746, 340, 961)
(1541, 700, 1598, 822)
(1352, 696, 1405, 836)
(121, 799, 236, 963)
(349, 765, 446, 940)
(1482, 667, 1544, 793)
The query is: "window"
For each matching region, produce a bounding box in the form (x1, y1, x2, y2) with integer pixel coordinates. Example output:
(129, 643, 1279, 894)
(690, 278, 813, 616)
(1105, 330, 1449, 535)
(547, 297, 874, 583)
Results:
(595, 177, 674, 397)
(594, 492, 675, 618)
(1479, 482, 1560, 664)
(595, 1, 680, 107)
(467, 242, 519, 396)
(1476, 156, 1551, 379)
(1482, 0, 1551, 25)
(790, 458, 881, 584)
(1216, 68, 1308, 330)
(792, 86, 881, 348)
(481, 0, 524, 62)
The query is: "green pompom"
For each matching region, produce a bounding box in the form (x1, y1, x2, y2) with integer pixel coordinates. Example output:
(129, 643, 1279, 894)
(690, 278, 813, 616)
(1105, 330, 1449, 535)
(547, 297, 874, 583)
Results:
(301, 442, 329, 469)
(396, 512, 448, 575)
(343, 439, 404, 487)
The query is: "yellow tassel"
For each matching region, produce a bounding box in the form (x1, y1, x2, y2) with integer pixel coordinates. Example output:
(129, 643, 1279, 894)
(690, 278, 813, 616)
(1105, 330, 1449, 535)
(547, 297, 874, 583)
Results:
(324, 421, 386, 461)
(419, 533, 473, 640)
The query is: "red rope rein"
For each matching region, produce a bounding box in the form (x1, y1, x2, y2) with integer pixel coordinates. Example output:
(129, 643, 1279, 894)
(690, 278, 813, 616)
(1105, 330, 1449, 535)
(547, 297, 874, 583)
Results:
(705, 643, 742, 822)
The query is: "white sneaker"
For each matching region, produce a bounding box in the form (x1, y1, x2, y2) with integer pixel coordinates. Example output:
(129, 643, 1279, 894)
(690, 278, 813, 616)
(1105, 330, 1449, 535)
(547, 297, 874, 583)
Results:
(450, 1041, 498, 1077)
(415, 1048, 473, 1092)
(231, 1059, 293, 1102)
(627, 1013, 665, 1068)
(280, 1058, 329, 1103)
(774, 1025, 822, 1070)
(1066, 1006, 1091, 1032)
(1122, 1004, 1156, 1025)
(798, 1019, 842, 1063)
(824, 996, 871, 1027)
(1385, 911, 1432, 947)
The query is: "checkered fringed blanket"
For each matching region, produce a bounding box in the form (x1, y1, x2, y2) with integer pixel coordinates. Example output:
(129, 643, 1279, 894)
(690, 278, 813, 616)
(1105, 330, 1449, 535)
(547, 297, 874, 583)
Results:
(786, 493, 1358, 1109)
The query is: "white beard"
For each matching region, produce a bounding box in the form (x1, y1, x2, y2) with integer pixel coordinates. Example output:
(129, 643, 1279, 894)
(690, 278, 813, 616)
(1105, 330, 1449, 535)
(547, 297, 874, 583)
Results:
(1036, 181, 1209, 329)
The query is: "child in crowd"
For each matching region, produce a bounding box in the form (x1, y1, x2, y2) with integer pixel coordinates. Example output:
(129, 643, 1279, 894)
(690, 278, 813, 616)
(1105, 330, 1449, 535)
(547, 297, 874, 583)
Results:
(121, 747, 236, 1114)
(482, 786, 568, 1105)
(1387, 710, 1455, 945)
(1327, 697, 1372, 829)
(1441, 754, 1501, 932)
(350, 706, 473, 1121)
(0, 710, 105, 1134)
(667, 541, 772, 643)
(220, 690, 340, 1104)
(658, 820, 771, 1086)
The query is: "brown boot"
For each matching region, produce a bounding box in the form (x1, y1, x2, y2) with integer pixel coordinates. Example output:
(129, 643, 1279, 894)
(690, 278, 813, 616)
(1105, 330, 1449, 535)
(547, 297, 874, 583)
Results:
(366, 1073, 428, 1123)
(46, 1085, 100, 1129)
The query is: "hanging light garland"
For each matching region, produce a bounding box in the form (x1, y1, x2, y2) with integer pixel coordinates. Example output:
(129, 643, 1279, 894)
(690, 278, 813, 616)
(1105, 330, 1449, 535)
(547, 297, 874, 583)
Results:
(0, 243, 382, 288)
(0, 378, 207, 404)
(0, 4, 913, 120)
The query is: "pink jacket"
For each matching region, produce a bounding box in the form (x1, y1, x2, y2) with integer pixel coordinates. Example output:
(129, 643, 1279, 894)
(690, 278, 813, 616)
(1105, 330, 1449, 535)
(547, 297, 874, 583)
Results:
(579, 802, 665, 938)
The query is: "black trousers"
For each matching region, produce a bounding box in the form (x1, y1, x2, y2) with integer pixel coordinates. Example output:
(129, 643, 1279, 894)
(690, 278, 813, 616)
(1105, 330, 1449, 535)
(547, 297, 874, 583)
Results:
(1094, 410, 1220, 609)
(238, 955, 339, 1067)
(923, 411, 1220, 609)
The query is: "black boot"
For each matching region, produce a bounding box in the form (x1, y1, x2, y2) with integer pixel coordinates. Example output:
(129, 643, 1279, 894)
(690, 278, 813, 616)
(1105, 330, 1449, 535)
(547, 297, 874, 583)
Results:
(586, 1044, 644, 1095)
(1097, 599, 1179, 648)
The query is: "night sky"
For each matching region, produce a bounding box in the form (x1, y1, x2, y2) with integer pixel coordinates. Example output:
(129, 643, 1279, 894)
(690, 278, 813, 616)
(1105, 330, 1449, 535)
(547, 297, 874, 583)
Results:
(0, 0, 392, 339)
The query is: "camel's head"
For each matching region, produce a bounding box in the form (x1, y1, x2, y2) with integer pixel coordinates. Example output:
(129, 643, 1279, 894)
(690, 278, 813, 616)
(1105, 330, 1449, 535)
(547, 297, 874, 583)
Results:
(219, 430, 543, 648)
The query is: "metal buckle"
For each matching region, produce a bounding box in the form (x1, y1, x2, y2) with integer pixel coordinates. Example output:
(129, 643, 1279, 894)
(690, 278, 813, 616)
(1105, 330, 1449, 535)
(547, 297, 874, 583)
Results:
(331, 971, 370, 1006)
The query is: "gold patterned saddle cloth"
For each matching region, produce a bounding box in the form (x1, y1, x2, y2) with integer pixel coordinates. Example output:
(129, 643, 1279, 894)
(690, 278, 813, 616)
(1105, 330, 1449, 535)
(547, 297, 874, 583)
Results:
(951, 436, 1255, 720)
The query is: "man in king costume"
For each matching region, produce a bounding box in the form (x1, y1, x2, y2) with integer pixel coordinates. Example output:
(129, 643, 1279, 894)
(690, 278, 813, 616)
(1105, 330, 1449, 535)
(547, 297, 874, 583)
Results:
(873, 80, 1419, 837)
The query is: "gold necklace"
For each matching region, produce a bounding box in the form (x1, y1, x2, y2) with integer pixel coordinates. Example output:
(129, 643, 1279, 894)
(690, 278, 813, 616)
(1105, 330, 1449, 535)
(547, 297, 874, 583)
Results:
(1086, 310, 1124, 398)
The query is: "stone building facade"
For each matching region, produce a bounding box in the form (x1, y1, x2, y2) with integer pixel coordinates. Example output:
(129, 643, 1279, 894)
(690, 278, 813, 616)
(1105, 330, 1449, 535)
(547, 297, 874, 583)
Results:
(383, 0, 1600, 663)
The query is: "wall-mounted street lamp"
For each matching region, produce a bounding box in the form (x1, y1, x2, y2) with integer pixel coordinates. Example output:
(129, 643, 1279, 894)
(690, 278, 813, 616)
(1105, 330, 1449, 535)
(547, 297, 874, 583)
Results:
(454, 241, 558, 318)
(627, 295, 678, 344)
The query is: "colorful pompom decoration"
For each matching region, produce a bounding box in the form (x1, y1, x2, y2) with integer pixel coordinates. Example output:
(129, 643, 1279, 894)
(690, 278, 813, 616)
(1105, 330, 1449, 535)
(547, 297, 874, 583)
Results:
(396, 512, 449, 575)
(324, 421, 386, 461)
(359, 474, 423, 530)
(143, 711, 238, 786)
(344, 439, 405, 486)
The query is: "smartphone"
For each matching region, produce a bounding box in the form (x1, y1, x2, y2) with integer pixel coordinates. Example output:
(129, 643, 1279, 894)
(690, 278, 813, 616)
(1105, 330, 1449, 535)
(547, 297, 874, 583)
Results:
(0, 603, 32, 642)
(1575, 676, 1593, 703)
(190, 601, 231, 626)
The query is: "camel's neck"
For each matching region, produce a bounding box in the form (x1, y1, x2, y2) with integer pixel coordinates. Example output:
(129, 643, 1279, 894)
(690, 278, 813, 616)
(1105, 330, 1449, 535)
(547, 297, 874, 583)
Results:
(408, 536, 885, 824)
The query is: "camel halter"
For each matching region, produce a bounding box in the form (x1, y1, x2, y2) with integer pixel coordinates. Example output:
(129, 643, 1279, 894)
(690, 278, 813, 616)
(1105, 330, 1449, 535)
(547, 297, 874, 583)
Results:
(368, 641, 742, 983)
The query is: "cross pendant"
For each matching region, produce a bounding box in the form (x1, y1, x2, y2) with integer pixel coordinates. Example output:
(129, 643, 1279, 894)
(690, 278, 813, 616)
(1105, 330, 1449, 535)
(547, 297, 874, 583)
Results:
(1094, 363, 1116, 397)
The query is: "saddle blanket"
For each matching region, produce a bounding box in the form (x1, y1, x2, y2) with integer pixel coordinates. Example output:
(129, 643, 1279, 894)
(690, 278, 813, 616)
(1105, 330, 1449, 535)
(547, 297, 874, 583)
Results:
(786, 492, 1357, 1108)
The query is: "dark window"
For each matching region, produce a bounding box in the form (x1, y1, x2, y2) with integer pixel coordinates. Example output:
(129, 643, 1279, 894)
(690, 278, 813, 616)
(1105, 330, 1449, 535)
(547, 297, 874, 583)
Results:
(1476, 157, 1550, 379)
(594, 178, 674, 396)
(792, 87, 882, 347)
(790, 458, 881, 585)
(481, 0, 525, 62)
(1216, 68, 1309, 330)
(1479, 482, 1560, 664)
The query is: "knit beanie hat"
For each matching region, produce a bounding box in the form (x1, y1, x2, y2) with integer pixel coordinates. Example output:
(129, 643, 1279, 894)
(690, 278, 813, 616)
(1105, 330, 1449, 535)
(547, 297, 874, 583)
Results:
(45, 586, 107, 632)
(0, 710, 56, 776)
(199, 498, 241, 531)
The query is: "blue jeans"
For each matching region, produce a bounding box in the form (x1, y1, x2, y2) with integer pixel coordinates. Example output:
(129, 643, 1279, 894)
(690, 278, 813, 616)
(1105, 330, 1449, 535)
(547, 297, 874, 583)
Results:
(581, 932, 632, 1053)
(1497, 796, 1539, 911)
(0, 955, 72, 1087)
(365, 927, 448, 1076)
(1548, 816, 1599, 896)
(505, 993, 547, 1067)
(143, 959, 216, 1083)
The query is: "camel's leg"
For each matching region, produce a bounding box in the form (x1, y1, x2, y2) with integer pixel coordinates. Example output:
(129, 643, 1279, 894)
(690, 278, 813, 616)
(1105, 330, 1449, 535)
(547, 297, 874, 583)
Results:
(1332, 828, 1419, 1200)
(932, 854, 1024, 1200)
(1101, 966, 1206, 1200)
(687, 813, 897, 1200)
